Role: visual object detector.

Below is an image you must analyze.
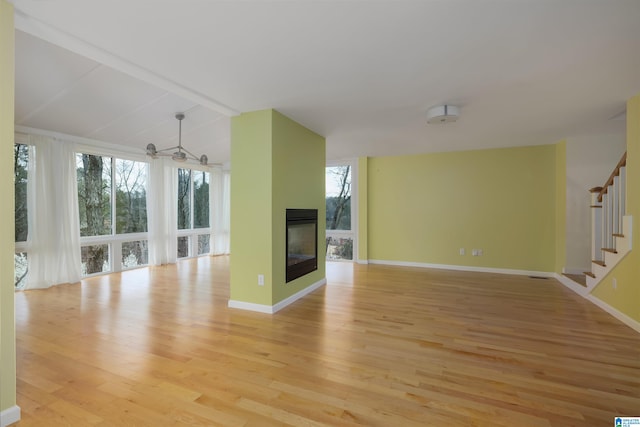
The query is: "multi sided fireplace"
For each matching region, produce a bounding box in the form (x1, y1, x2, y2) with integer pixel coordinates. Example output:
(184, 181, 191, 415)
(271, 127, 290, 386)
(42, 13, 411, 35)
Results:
(286, 209, 318, 282)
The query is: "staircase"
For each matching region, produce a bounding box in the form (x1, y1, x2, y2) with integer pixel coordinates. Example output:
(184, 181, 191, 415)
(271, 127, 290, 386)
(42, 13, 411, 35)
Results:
(584, 152, 632, 290)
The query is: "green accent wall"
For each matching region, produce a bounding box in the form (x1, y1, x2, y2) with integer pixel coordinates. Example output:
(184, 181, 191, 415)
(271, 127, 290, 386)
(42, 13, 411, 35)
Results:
(271, 111, 326, 303)
(555, 141, 567, 273)
(0, 0, 16, 414)
(591, 93, 640, 323)
(230, 110, 326, 307)
(367, 144, 557, 272)
(230, 110, 273, 305)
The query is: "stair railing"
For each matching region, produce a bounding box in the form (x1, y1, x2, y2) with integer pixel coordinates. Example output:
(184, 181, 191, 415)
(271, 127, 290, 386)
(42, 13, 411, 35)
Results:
(590, 152, 626, 262)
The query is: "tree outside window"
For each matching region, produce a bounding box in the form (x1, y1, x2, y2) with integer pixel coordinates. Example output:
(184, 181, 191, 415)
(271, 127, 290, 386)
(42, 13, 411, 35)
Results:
(14, 143, 29, 288)
(326, 165, 354, 260)
(193, 170, 209, 229)
(177, 168, 191, 230)
(14, 143, 28, 242)
(77, 154, 111, 238)
(177, 168, 210, 258)
(115, 159, 148, 234)
(77, 154, 111, 274)
(326, 165, 351, 230)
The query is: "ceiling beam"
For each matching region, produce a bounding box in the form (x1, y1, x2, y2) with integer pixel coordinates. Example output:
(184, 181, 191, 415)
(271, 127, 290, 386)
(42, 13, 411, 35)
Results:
(13, 7, 241, 117)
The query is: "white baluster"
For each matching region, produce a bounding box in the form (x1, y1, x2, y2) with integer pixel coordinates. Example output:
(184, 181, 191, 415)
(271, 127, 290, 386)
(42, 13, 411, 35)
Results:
(612, 176, 619, 249)
(619, 166, 626, 226)
(602, 192, 609, 251)
(609, 190, 615, 248)
(590, 189, 602, 262)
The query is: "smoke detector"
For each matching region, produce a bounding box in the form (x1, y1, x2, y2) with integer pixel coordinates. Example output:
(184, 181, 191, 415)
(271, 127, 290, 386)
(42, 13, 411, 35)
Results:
(426, 105, 460, 124)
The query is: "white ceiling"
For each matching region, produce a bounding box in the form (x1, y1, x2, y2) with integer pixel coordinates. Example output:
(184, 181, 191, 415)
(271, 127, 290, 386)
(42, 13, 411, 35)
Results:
(11, 0, 640, 163)
(14, 31, 231, 162)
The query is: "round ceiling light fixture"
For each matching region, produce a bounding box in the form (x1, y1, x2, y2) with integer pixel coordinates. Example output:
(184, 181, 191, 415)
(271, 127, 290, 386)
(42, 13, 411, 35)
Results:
(426, 105, 460, 124)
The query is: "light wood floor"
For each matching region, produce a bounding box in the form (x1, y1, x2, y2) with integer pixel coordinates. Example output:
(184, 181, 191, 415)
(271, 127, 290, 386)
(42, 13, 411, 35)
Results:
(14, 257, 640, 426)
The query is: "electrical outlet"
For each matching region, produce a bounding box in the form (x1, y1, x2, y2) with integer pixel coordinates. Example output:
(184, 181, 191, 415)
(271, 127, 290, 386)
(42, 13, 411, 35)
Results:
(612, 278, 617, 290)
(459, 248, 465, 255)
(258, 274, 264, 286)
(472, 249, 478, 256)
(478, 249, 483, 256)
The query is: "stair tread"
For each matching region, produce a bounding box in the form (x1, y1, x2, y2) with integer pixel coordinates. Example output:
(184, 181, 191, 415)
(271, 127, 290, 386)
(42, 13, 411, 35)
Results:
(592, 260, 606, 267)
(602, 248, 618, 254)
(584, 271, 596, 278)
(563, 273, 587, 287)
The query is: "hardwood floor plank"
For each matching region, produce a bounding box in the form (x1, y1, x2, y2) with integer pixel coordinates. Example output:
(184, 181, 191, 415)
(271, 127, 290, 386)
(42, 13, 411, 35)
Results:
(14, 256, 640, 426)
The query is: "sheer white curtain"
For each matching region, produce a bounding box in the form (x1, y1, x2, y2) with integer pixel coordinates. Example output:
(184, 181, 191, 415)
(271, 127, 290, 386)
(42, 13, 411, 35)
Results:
(25, 135, 82, 289)
(148, 157, 177, 265)
(210, 167, 230, 255)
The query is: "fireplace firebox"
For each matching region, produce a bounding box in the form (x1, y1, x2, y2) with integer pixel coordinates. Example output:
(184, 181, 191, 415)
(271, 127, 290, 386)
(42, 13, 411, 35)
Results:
(286, 209, 318, 282)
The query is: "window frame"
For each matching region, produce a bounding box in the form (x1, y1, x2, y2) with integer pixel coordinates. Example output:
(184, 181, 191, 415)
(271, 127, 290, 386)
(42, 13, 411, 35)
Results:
(325, 159, 358, 262)
(75, 148, 150, 276)
(176, 166, 211, 259)
(14, 137, 30, 288)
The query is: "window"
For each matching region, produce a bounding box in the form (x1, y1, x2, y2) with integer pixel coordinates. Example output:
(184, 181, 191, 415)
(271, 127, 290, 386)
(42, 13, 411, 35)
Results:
(197, 234, 211, 255)
(122, 240, 148, 268)
(81, 244, 110, 275)
(326, 163, 356, 261)
(193, 170, 209, 229)
(177, 236, 190, 258)
(77, 153, 149, 275)
(77, 154, 112, 237)
(326, 165, 351, 231)
(115, 159, 148, 234)
(177, 168, 191, 230)
(14, 143, 29, 288)
(177, 167, 210, 258)
(15, 143, 28, 242)
(14, 252, 28, 289)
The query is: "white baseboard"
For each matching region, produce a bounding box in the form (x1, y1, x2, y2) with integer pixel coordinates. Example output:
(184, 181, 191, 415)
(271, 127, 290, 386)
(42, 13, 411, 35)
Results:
(585, 294, 640, 333)
(227, 300, 274, 314)
(356, 259, 369, 265)
(228, 278, 326, 314)
(272, 278, 326, 313)
(368, 259, 554, 278)
(0, 405, 21, 427)
(555, 273, 640, 334)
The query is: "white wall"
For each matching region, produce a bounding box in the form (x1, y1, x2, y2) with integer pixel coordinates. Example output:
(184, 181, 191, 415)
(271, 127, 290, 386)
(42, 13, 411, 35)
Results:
(565, 134, 626, 273)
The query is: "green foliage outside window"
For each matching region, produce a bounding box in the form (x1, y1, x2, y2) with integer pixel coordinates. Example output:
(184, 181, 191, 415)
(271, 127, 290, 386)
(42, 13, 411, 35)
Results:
(14, 143, 28, 242)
